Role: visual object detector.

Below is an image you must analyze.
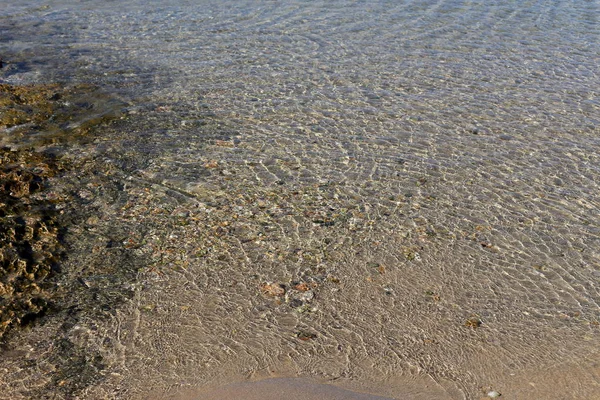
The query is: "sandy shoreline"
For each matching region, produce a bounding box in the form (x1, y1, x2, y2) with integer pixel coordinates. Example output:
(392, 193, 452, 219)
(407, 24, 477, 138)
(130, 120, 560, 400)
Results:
(136, 357, 600, 400)
(151, 376, 459, 400)
(172, 378, 397, 400)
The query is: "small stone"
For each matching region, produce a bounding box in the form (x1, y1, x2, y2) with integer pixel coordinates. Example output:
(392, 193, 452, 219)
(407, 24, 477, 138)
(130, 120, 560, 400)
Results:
(294, 282, 311, 291)
(296, 304, 316, 314)
(86, 216, 100, 226)
(296, 330, 317, 341)
(289, 299, 303, 308)
(260, 282, 285, 297)
(465, 316, 482, 329)
(141, 304, 156, 312)
(298, 290, 314, 302)
(215, 140, 234, 147)
(487, 390, 501, 398)
(203, 160, 219, 169)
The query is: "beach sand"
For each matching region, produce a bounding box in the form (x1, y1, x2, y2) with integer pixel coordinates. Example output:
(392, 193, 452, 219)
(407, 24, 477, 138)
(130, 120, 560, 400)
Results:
(144, 372, 465, 400)
(183, 378, 395, 400)
(138, 359, 600, 400)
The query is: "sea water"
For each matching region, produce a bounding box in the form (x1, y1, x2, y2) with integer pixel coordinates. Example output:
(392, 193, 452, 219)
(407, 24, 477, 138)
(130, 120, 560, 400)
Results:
(1, 1, 599, 398)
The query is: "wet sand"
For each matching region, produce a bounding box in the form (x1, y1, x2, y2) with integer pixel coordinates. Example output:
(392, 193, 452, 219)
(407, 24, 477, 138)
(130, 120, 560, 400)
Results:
(179, 378, 396, 400)
(147, 361, 600, 400)
(159, 376, 458, 400)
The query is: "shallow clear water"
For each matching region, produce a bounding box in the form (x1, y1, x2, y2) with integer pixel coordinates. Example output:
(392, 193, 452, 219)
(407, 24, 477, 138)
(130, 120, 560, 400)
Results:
(1, 1, 599, 399)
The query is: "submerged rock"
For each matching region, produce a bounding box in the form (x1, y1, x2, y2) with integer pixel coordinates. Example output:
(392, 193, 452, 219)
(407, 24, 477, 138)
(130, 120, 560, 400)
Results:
(0, 147, 66, 339)
(0, 82, 124, 341)
(0, 82, 124, 149)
